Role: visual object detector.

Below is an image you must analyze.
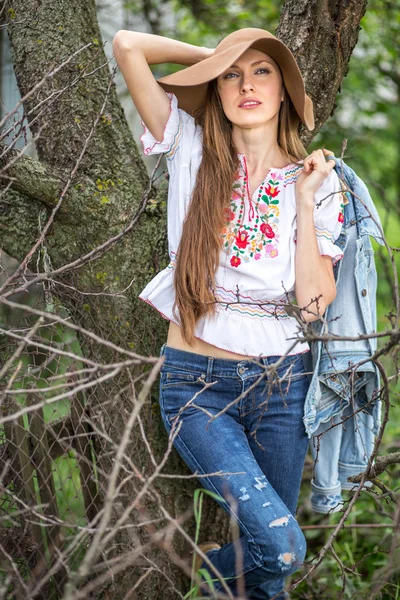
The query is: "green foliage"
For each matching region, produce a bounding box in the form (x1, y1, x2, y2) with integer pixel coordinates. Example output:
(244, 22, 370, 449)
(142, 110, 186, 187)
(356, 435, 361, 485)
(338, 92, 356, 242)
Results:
(309, 0, 400, 339)
(0, 318, 89, 578)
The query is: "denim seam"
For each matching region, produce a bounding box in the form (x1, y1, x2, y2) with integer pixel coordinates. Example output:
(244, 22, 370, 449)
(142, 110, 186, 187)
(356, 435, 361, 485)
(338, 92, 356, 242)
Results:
(239, 367, 307, 383)
(162, 368, 238, 380)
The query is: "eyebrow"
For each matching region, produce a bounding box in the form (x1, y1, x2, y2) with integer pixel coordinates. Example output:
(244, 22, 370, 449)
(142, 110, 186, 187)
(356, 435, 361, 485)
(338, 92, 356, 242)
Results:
(228, 59, 275, 69)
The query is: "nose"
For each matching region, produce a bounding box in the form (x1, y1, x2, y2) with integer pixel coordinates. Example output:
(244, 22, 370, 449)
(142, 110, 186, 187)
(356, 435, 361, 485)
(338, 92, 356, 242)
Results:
(240, 74, 255, 93)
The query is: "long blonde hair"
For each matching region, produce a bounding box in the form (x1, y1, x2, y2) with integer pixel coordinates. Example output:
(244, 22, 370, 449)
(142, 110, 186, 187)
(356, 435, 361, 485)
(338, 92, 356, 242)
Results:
(173, 77, 308, 345)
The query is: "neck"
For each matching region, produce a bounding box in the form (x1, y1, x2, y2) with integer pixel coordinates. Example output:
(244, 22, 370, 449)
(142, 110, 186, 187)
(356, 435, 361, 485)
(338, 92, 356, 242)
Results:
(232, 122, 289, 171)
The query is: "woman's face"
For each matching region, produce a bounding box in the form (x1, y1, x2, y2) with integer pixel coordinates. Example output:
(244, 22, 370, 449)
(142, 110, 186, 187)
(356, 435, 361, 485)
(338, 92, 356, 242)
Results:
(216, 48, 284, 129)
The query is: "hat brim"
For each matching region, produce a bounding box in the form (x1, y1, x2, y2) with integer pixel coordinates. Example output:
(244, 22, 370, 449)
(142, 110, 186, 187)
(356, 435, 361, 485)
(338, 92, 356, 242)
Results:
(157, 36, 314, 131)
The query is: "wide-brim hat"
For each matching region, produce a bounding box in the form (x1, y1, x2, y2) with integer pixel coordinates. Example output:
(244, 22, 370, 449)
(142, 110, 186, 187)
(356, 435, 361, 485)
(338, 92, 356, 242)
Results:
(157, 27, 315, 131)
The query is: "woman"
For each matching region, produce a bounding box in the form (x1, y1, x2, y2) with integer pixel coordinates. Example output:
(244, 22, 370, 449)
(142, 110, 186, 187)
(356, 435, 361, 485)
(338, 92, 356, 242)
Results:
(113, 27, 344, 599)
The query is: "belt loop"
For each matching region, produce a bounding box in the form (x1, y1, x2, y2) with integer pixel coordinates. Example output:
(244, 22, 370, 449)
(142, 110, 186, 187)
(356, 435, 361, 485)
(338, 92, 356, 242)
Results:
(206, 356, 214, 383)
(160, 343, 166, 357)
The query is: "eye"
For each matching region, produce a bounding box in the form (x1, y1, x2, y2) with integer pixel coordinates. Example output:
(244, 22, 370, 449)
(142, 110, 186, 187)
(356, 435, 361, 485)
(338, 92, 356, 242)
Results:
(223, 72, 238, 80)
(222, 68, 271, 80)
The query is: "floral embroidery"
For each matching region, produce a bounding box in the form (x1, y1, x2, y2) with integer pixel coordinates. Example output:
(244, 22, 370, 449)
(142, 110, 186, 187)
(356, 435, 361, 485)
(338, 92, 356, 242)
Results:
(260, 223, 275, 238)
(338, 178, 349, 222)
(221, 162, 283, 264)
(338, 200, 345, 222)
(235, 230, 250, 248)
(265, 183, 280, 197)
(231, 256, 241, 268)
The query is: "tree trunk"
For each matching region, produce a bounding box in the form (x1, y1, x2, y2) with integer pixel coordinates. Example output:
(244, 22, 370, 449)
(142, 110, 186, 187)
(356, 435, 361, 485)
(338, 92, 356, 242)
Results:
(0, 0, 367, 597)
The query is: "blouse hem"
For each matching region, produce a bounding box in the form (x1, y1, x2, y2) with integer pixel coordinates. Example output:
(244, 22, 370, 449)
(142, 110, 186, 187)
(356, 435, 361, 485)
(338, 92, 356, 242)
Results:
(139, 296, 311, 358)
(321, 252, 344, 266)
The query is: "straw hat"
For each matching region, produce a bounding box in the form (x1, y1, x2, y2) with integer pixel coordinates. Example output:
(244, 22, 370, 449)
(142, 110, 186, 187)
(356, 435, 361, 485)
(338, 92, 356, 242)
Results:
(157, 27, 315, 131)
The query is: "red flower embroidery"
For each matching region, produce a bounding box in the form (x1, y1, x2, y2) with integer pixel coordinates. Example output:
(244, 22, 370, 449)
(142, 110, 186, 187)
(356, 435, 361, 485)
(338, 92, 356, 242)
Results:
(224, 207, 235, 222)
(265, 184, 280, 198)
(230, 256, 241, 268)
(260, 223, 275, 238)
(235, 230, 250, 248)
(338, 212, 344, 223)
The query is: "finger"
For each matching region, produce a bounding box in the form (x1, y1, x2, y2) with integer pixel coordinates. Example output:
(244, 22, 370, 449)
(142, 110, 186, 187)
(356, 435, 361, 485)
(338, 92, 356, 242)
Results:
(314, 149, 330, 161)
(310, 149, 334, 167)
(305, 149, 325, 163)
(303, 150, 319, 161)
(322, 148, 336, 169)
(308, 152, 321, 168)
(327, 158, 336, 170)
(303, 152, 332, 173)
(322, 148, 335, 157)
(302, 155, 314, 171)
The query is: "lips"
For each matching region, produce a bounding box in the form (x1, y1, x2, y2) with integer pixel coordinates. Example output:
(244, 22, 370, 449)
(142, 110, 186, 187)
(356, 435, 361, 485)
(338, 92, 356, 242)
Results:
(239, 98, 261, 108)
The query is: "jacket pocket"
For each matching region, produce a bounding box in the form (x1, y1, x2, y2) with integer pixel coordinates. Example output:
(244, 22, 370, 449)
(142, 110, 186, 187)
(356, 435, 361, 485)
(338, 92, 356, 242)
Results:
(364, 247, 375, 273)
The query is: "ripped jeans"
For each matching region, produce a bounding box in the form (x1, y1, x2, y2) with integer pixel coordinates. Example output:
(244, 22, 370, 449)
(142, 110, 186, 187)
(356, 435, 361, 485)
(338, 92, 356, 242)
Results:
(158, 344, 311, 599)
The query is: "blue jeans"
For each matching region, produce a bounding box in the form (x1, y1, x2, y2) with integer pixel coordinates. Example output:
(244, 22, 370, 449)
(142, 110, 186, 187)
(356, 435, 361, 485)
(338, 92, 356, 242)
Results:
(158, 344, 311, 599)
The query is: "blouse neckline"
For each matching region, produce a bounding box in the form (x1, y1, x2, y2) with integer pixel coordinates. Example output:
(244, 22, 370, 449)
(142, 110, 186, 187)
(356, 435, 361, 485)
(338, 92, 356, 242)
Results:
(237, 153, 301, 201)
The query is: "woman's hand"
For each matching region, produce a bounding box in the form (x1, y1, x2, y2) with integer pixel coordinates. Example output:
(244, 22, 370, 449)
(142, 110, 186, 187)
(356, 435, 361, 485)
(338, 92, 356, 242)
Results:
(295, 148, 336, 208)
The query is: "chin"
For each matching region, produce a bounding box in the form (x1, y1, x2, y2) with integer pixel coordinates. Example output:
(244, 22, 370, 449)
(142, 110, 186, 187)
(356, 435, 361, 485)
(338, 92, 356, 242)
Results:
(233, 117, 275, 129)
(229, 110, 279, 129)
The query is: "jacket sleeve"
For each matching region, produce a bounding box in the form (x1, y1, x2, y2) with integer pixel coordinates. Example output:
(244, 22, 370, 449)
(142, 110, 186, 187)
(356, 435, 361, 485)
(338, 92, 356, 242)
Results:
(139, 92, 196, 163)
(312, 168, 345, 266)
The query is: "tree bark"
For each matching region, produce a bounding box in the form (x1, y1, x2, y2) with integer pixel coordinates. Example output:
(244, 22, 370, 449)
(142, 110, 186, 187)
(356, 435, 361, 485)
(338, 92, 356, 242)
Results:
(276, 0, 368, 145)
(0, 0, 368, 597)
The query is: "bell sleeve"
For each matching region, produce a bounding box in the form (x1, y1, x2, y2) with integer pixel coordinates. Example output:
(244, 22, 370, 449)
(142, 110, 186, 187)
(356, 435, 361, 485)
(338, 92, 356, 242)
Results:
(140, 92, 189, 161)
(312, 168, 345, 266)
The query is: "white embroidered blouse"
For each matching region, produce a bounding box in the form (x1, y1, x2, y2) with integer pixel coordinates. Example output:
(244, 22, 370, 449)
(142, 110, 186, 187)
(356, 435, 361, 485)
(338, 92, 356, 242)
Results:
(139, 93, 346, 357)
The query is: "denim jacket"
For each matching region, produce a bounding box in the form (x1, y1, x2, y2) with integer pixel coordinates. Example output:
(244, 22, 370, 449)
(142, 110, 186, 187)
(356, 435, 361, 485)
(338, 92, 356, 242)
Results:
(301, 156, 384, 512)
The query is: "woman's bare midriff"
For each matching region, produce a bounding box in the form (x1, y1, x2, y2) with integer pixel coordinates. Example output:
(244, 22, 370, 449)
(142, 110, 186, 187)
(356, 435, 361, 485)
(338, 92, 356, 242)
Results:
(167, 321, 255, 360)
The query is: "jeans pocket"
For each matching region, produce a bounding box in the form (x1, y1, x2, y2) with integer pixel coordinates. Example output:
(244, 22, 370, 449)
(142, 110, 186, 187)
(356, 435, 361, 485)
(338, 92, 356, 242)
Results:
(159, 375, 206, 425)
(160, 369, 197, 390)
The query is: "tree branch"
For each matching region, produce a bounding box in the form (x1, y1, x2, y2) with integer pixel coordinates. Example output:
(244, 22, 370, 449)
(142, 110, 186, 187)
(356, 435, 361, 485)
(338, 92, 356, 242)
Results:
(348, 452, 400, 483)
(0, 146, 76, 216)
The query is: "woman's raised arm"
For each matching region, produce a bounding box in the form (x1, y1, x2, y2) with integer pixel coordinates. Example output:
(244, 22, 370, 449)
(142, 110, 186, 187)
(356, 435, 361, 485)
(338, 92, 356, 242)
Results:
(112, 31, 212, 142)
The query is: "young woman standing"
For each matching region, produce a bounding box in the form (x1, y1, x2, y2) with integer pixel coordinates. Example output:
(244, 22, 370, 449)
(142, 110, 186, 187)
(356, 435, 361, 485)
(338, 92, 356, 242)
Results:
(113, 27, 344, 599)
